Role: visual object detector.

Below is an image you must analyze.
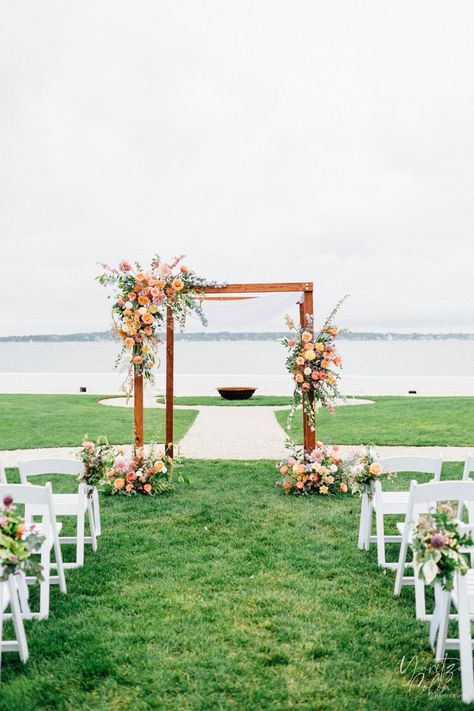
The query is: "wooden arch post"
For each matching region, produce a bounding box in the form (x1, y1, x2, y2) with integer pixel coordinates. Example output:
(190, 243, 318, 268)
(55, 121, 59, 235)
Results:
(163, 281, 315, 458)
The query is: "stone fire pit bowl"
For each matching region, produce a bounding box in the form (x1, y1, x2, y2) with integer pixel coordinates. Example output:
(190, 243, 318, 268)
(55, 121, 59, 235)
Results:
(217, 387, 257, 401)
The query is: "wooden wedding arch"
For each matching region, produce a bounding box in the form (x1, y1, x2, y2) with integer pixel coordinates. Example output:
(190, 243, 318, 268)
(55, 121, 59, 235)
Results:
(133, 281, 315, 457)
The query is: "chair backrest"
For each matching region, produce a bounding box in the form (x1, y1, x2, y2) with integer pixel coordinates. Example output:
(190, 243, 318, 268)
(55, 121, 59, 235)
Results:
(0, 460, 6, 485)
(407, 479, 474, 517)
(376, 455, 443, 480)
(0, 482, 55, 529)
(462, 453, 474, 481)
(19, 458, 83, 485)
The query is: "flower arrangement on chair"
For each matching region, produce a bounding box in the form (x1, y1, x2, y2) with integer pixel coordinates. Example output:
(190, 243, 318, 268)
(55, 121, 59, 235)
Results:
(276, 441, 348, 496)
(346, 446, 392, 498)
(282, 296, 348, 432)
(412, 503, 473, 590)
(0, 496, 45, 582)
(98, 255, 219, 395)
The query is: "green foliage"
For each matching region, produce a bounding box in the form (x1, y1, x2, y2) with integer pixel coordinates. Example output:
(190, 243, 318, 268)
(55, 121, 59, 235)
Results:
(0, 394, 198, 450)
(276, 396, 474, 446)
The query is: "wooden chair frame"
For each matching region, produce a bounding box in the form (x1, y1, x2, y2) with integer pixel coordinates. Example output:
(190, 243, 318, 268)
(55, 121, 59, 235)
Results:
(132, 281, 315, 457)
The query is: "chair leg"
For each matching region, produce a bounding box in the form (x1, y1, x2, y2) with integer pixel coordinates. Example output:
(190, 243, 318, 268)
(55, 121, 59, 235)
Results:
(92, 488, 101, 537)
(87, 502, 97, 552)
(39, 543, 51, 619)
(457, 575, 474, 703)
(375, 503, 386, 567)
(0, 582, 4, 677)
(414, 565, 427, 620)
(7, 577, 28, 663)
(15, 572, 32, 620)
(434, 589, 451, 661)
(76, 510, 85, 567)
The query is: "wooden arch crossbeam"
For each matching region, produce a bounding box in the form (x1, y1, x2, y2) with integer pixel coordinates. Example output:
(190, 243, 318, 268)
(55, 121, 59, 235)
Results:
(133, 281, 315, 459)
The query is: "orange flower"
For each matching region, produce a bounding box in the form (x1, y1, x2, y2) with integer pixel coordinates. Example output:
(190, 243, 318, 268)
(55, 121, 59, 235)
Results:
(301, 331, 312, 343)
(279, 465, 288, 475)
(295, 373, 304, 383)
(17, 523, 25, 539)
(153, 460, 165, 473)
(125, 483, 133, 492)
(123, 309, 132, 317)
(321, 359, 330, 369)
(132, 355, 143, 364)
(143, 326, 152, 336)
(315, 342, 325, 352)
(114, 478, 125, 490)
(124, 337, 134, 348)
(327, 374, 336, 385)
(180, 265, 189, 273)
(143, 483, 152, 493)
(333, 355, 342, 367)
(329, 327, 338, 337)
(156, 279, 166, 289)
(141, 312, 154, 324)
(282, 481, 291, 490)
(369, 463, 383, 476)
(303, 342, 314, 350)
(296, 356, 305, 365)
(128, 292, 137, 301)
(135, 272, 146, 282)
(138, 295, 150, 306)
(172, 278, 184, 291)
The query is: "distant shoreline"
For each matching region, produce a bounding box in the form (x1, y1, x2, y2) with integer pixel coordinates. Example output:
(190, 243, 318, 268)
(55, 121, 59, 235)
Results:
(1, 330, 473, 343)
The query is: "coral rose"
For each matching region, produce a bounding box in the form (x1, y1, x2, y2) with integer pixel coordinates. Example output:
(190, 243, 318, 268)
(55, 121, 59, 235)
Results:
(124, 337, 134, 348)
(280, 465, 288, 475)
(329, 328, 338, 337)
(369, 463, 383, 476)
(125, 484, 133, 492)
(132, 355, 143, 364)
(295, 373, 304, 383)
(135, 272, 146, 282)
(114, 478, 125, 490)
(295, 481, 304, 490)
(301, 331, 312, 343)
(296, 356, 305, 365)
(138, 295, 150, 306)
(141, 313, 154, 324)
(127, 472, 136, 482)
(128, 292, 137, 301)
(180, 265, 189, 273)
(172, 278, 184, 291)
(303, 342, 314, 350)
(321, 360, 330, 369)
(143, 483, 152, 493)
(339, 482, 348, 493)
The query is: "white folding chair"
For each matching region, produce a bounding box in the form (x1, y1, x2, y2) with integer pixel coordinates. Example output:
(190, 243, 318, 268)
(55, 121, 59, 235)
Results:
(0, 483, 67, 620)
(0, 574, 29, 675)
(431, 567, 474, 703)
(366, 456, 443, 568)
(394, 479, 474, 621)
(19, 459, 98, 568)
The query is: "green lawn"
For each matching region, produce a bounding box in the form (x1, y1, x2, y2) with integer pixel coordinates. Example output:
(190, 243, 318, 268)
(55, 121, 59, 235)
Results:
(276, 396, 474, 447)
(0, 394, 197, 450)
(0, 461, 469, 710)
(157, 395, 293, 407)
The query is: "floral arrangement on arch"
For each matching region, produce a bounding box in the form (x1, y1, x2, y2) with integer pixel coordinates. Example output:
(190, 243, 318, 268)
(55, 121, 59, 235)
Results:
(346, 446, 392, 498)
(78, 440, 185, 496)
(0, 495, 45, 582)
(282, 296, 348, 431)
(412, 503, 473, 590)
(98, 255, 219, 394)
(276, 441, 348, 496)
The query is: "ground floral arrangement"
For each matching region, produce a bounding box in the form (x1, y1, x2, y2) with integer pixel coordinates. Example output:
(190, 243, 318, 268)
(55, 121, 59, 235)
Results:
(276, 442, 348, 496)
(0, 495, 45, 581)
(98, 255, 220, 395)
(412, 503, 473, 590)
(79, 439, 185, 496)
(282, 295, 348, 432)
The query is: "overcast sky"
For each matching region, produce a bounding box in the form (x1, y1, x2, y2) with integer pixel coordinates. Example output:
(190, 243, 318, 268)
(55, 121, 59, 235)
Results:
(1, 1, 473, 335)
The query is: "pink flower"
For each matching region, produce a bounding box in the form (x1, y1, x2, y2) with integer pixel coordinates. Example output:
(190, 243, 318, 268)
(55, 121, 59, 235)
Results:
(82, 441, 95, 450)
(114, 457, 128, 473)
(311, 370, 320, 380)
(119, 261, 132, 272)
(288, 339, 296, 347)
(0, 515, 8, 528)
(287, 457, 297, 467)
(301, 382, 311, 391)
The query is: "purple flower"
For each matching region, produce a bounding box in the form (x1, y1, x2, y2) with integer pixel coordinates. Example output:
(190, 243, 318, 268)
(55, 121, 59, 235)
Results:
(2, 495, 13, 508)
(431, 533, 446, 548)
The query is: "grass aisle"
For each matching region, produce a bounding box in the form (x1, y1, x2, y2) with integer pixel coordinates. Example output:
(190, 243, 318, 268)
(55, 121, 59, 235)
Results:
(0, 462, 468, 710)
(0, 394, 198, 450)
(276, 396, 474, 446)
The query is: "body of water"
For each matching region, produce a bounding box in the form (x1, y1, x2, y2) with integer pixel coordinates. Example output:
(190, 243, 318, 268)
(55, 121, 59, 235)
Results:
(0, 339, 473, 396)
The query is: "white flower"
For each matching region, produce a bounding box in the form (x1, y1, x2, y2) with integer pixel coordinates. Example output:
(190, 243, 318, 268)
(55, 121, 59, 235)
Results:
(125, 301, 133, 310)
(304, 367, 312, 376)
(330, 464, 338, 473)
(138, 306, 147, 315)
